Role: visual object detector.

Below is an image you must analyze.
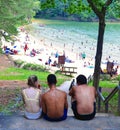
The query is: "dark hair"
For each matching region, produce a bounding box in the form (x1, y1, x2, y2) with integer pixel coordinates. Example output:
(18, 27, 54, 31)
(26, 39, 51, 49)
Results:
(76, 74, 87, 85)
(27, 75, 38, 87)
(47, 74, 57, 85)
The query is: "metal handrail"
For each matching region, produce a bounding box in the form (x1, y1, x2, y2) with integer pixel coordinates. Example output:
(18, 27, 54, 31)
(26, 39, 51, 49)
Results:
(104, 86, 120, 104)
(97, 88, 105, 101)
(97, 82, 120, 113)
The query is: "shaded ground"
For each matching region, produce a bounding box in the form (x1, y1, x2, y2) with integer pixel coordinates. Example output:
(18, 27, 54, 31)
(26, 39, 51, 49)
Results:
(0, 55, 27, 107)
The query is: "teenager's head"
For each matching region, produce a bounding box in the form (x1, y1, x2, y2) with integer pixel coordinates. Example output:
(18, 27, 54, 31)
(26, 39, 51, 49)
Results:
(47, 74, 57, 86)
(27, 75, 38, 88)
(76, 74, 87, 85)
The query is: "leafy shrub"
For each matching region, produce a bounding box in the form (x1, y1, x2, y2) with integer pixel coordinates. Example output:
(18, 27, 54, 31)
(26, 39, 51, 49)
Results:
(14, 60, 47, 72)
(14, 60, 25, 67)
(22, 63, 32, 70)
(0, 47, 3, 54)
(100, 74, 111, 81)
(114, 75, 120, 82)
(55, 70, 61, 74)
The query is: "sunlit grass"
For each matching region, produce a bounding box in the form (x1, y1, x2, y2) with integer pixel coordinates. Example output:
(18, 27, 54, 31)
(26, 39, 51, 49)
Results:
(0, 67, 71, 87)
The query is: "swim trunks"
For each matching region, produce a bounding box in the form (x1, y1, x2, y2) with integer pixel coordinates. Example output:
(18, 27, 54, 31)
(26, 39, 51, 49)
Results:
(71, 101, 96, 120)
(42, 108, 67, 121)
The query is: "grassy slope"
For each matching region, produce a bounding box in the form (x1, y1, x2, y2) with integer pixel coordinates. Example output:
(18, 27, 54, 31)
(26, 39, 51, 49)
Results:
(0, 67, 71, 87)
(0, 67, 71, 114)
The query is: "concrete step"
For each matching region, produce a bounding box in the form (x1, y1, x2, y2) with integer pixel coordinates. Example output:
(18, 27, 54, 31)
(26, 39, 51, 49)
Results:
(0, 113, 120, 130)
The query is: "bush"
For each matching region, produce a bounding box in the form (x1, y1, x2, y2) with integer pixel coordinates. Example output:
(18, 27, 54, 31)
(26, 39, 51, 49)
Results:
(22, 63, 32, 70)
(0, 46, 3, 54)
(14, 60, 25, 67)
(14, 60, 47, 72)
(100, 74, 111, 81)
(114, 75, 120, 82)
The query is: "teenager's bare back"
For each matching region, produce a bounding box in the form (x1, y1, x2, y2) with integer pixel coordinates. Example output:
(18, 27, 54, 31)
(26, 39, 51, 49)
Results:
(42, 88, 68, 118)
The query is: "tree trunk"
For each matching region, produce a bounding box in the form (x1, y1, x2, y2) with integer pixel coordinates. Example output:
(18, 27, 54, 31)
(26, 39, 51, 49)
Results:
(93, 17, 106, 89)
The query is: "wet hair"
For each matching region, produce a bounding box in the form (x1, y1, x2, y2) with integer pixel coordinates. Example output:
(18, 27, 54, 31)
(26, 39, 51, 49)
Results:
(76, 74, 87, 85)
(27, 75, 38, 87)
(47, 74, 57, 85)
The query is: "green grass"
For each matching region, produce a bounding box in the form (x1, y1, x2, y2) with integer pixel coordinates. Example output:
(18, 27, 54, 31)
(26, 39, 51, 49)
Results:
(0, 87, 23, 115)
(88, 75, 120, 115)
(0, 67, 71, 87)
(99, 81, 119, 88)
(99, 92, 119, 115)
(0, 66, 71, 114)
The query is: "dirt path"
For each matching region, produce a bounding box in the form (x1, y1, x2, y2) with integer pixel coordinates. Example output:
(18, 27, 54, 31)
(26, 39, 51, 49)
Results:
(0, 54, 14, 69)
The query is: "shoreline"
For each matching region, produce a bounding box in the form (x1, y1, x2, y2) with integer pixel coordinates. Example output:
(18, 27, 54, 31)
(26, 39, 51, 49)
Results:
(1, 23, 120, 77)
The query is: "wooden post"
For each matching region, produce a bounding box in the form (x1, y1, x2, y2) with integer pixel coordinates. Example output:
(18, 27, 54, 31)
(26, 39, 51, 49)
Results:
(118, 90, 120, 113)
(97, 87, 102, 112)
(118, 81, 120, 114)
(105, 102, 108, 113)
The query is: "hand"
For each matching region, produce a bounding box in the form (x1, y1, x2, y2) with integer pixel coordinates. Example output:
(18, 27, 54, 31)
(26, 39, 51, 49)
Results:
(38, 84, 41, 89)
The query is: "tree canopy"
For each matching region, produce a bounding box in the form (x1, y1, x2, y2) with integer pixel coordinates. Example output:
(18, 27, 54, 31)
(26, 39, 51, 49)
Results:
(36, 0, 120, 22)
(0, 0, 40, 39)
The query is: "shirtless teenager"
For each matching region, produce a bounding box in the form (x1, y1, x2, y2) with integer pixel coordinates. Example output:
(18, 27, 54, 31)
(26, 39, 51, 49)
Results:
(22, 75, 42, 120)
(42, 74, 68, 121)
(69, 74, 97, 120)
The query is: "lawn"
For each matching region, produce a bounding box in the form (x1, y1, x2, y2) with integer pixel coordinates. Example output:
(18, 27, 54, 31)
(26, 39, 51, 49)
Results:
(0, 67, 71, 87)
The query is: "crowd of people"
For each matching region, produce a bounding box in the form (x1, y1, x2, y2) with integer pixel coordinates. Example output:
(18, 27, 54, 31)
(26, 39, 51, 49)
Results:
(22, 74, 96, 121)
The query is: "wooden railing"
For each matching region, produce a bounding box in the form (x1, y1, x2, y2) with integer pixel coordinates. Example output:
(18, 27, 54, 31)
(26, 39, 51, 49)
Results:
(97, 82, 120, 113)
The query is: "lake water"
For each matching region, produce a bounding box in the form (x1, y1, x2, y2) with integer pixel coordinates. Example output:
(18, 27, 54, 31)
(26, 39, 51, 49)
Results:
(28, 19, 120, 63)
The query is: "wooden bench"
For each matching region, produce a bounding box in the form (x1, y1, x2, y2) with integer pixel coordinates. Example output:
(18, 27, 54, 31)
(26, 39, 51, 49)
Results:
(61, 66, 77, 76)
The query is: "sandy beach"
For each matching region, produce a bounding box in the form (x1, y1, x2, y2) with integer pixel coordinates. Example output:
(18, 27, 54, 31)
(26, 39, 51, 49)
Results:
(1, 22, 120, 78)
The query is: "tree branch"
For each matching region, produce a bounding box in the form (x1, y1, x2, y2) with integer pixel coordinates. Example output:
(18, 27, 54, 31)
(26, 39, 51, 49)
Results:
(102, 0, 113, 17)
(87, 0, 101, 17)
(105, 0, 113, 7)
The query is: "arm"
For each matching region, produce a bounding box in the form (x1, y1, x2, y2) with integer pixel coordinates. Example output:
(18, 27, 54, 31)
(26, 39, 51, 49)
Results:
(69, 87, 75, 97)
(64, 94, 68, 109)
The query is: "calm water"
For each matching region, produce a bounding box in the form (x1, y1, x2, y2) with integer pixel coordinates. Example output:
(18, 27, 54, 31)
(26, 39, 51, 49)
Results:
(29, 19, 120, 62)
(33, 19, 120, 45)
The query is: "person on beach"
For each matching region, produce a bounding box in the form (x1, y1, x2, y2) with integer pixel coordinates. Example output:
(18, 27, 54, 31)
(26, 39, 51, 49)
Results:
(48, 56, 52, 66)
(69, 74, 97, 120)
(81, 52, 86, 59)
(24, 43, 28, 55)
(106, 60, 114, 77)
(42, 74, 68, 121)
(22, 75, 42, 120)
(55, 51, 59, 58)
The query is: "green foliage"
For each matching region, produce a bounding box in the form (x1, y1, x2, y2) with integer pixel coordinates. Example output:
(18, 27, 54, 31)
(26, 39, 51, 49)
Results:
(99, 80, 119, 88)
(0, 67, 70, 87)
(0, 0, 40, 39)
(100, 74, 111, 81)
(41, 0, 55, 9)
(0, 87, 24, 114)
(115, 75, 120, 81)
(0, 47, 2, 54)
(14, 60, 47, 72)
(14, 60, 25, 67)
(36, 0, 120, 21)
